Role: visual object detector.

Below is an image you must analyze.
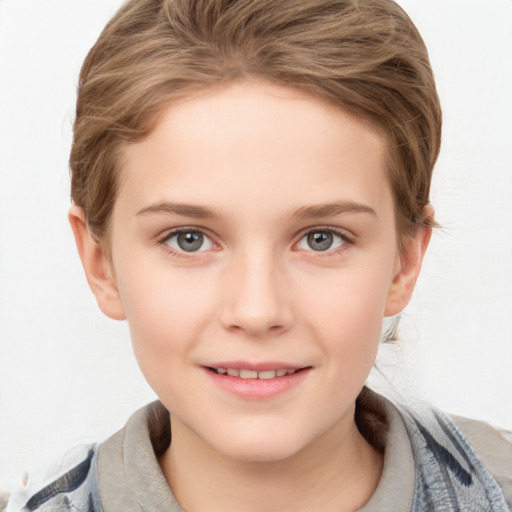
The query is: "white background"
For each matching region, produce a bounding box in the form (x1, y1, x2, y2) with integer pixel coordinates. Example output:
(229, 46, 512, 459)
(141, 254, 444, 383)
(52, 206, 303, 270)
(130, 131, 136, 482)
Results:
(1, 0, 511, 492)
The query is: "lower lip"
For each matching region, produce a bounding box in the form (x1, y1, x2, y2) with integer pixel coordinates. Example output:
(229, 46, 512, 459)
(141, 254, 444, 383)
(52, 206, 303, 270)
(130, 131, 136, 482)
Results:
(203, 368, 310, 400)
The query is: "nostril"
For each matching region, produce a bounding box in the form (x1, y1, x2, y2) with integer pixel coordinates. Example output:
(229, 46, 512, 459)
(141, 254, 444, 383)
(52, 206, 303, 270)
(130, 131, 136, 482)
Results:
(269, 324, 286, 333)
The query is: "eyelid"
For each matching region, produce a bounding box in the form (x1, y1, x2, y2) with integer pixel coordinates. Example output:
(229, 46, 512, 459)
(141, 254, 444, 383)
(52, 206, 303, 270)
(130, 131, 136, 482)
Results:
(295, 226, 354, 253)
(157, 226, 219, 256)
(158, 225, 207, 241)
(155, 224, 353, 257)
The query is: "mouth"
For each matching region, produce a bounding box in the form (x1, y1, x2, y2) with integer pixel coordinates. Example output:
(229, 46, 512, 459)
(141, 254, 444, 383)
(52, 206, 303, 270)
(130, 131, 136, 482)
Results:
(203, 364, 311, 399)
(206, 367, 309, 380)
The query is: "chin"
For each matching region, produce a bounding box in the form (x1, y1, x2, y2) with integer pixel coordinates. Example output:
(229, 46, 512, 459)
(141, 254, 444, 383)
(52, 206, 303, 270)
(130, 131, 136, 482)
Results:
(206, 424, 313, 464)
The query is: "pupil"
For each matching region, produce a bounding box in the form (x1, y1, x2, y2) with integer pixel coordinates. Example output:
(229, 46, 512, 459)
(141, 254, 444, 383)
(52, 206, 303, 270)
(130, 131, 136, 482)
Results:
(307, 231, 333, 251)
(177, 232, 203, 252)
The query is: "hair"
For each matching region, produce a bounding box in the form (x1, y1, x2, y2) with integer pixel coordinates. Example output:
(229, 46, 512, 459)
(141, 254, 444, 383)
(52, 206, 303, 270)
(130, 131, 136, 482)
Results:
(70, 0, 441, 244)
(70, 0, 442, 450)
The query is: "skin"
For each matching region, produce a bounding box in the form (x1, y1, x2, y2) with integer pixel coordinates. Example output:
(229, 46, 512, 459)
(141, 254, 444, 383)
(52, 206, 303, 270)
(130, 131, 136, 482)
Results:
(70, 80, 431, 511)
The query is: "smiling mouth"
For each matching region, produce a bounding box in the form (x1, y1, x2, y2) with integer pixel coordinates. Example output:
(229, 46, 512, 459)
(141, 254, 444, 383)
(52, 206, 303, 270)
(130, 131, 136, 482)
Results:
(207, 367, 308, 380)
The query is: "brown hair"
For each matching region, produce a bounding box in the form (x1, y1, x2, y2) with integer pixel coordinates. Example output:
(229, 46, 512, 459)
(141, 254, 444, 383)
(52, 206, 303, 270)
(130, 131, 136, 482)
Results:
(70, 0, 441, 242)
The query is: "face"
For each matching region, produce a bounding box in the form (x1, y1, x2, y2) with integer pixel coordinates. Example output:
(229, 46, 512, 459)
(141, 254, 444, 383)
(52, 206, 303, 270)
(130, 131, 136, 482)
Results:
(75, 81, 426, 463)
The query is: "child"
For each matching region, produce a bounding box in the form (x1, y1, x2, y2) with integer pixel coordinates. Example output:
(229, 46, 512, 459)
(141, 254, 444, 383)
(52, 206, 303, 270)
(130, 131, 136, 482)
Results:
(7, 0, 511, 510)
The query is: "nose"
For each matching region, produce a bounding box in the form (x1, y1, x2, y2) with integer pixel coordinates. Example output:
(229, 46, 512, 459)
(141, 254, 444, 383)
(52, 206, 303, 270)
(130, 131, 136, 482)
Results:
(219, 248, 294, 338)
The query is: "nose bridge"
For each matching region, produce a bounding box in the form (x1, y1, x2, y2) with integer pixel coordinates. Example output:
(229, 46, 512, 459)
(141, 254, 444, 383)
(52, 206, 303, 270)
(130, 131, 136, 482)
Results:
(220, 244, 293, 337)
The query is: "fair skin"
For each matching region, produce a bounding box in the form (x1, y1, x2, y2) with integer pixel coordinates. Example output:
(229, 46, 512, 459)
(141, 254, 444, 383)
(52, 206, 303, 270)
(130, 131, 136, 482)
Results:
(70, 81, 431, 512)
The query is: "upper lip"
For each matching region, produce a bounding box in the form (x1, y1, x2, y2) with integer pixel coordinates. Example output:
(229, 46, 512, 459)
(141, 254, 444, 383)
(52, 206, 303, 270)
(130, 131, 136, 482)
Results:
(203, 361, 307, 371)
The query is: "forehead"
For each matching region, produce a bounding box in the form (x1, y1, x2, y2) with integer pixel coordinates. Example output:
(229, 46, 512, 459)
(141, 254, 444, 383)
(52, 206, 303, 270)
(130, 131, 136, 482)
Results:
(115, 81, 393, 223)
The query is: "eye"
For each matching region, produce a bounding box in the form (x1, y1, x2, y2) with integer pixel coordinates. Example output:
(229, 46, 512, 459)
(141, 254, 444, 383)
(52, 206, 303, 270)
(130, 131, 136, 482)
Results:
(163, 229, 214, 253)
(297, 229, 348, 252)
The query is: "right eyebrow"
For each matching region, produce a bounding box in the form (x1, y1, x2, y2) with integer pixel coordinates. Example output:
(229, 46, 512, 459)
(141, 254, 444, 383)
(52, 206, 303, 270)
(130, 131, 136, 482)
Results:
(294, 201, 377, 219)
(136, 202, 217, 219)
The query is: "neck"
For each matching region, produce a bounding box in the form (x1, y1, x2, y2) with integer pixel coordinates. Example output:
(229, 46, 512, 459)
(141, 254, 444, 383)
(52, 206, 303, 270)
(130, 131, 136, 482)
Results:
(159, 410, 383, 512)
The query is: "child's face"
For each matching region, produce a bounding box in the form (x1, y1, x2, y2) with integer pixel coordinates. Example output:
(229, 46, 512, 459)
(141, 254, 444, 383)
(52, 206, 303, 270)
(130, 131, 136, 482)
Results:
(75, 81, 425, 462)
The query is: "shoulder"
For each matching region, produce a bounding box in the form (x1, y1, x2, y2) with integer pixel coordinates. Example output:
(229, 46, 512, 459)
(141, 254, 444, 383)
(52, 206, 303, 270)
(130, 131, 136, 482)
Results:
(370, 391, 510, 510)
(450, 414, 512, 508)
(97, 401, 179, 511)
(6, 444, 102, 512)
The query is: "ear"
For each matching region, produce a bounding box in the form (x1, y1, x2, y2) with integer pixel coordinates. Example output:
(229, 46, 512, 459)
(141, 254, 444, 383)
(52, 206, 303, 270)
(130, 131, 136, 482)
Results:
(384, 206, 433, 317)
(68, 205, 126, 320)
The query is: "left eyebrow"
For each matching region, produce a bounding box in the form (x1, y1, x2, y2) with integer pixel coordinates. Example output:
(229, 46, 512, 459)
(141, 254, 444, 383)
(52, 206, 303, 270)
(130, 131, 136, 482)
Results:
(294, 201, 377, 219)
(136, 202, 217, 219)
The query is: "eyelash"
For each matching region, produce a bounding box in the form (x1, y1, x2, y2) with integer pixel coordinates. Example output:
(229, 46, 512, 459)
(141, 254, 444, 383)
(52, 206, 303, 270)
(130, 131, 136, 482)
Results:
(157, 227, 215, 259)
(157, 226, 354, 259)
(296, 227, 354, 257)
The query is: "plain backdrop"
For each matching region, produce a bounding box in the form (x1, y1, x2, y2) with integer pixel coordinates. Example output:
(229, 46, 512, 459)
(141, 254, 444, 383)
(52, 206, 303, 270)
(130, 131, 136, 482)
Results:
(1, 0, 511, 491)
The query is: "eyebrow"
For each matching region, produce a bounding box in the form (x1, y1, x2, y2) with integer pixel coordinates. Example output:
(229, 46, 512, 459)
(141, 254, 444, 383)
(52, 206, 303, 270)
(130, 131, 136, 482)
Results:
(294, 201, 376, 219)
(136, 200, 376, 220)
(137, 202, 217, 219)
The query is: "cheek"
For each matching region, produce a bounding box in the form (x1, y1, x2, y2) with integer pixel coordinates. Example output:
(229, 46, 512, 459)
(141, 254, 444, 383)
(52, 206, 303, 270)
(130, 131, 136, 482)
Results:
(115, 263, 217, 369)
(122, 279, 218, 408)
(305, 266, 392, 331)
(300, 262, 394, 370)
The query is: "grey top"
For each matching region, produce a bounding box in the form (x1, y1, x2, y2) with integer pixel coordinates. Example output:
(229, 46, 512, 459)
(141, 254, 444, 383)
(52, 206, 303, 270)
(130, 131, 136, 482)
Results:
(97, 398, 417, 511)
(96, 396, 512, 511)
(98, 403, 181, 512)
(7, 393, 512, 511)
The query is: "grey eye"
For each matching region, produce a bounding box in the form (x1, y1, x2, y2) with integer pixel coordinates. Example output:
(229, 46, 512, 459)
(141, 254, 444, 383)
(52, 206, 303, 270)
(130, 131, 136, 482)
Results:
(298, 230, 345, 252)
(166, 231, 213, 252)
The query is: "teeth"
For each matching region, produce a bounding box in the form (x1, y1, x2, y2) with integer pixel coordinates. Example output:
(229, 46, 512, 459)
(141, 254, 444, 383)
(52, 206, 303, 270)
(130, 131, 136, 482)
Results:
(240, 369, 258, 379)
(215, 368, 297, 379)
(258, 370, 276, 380)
